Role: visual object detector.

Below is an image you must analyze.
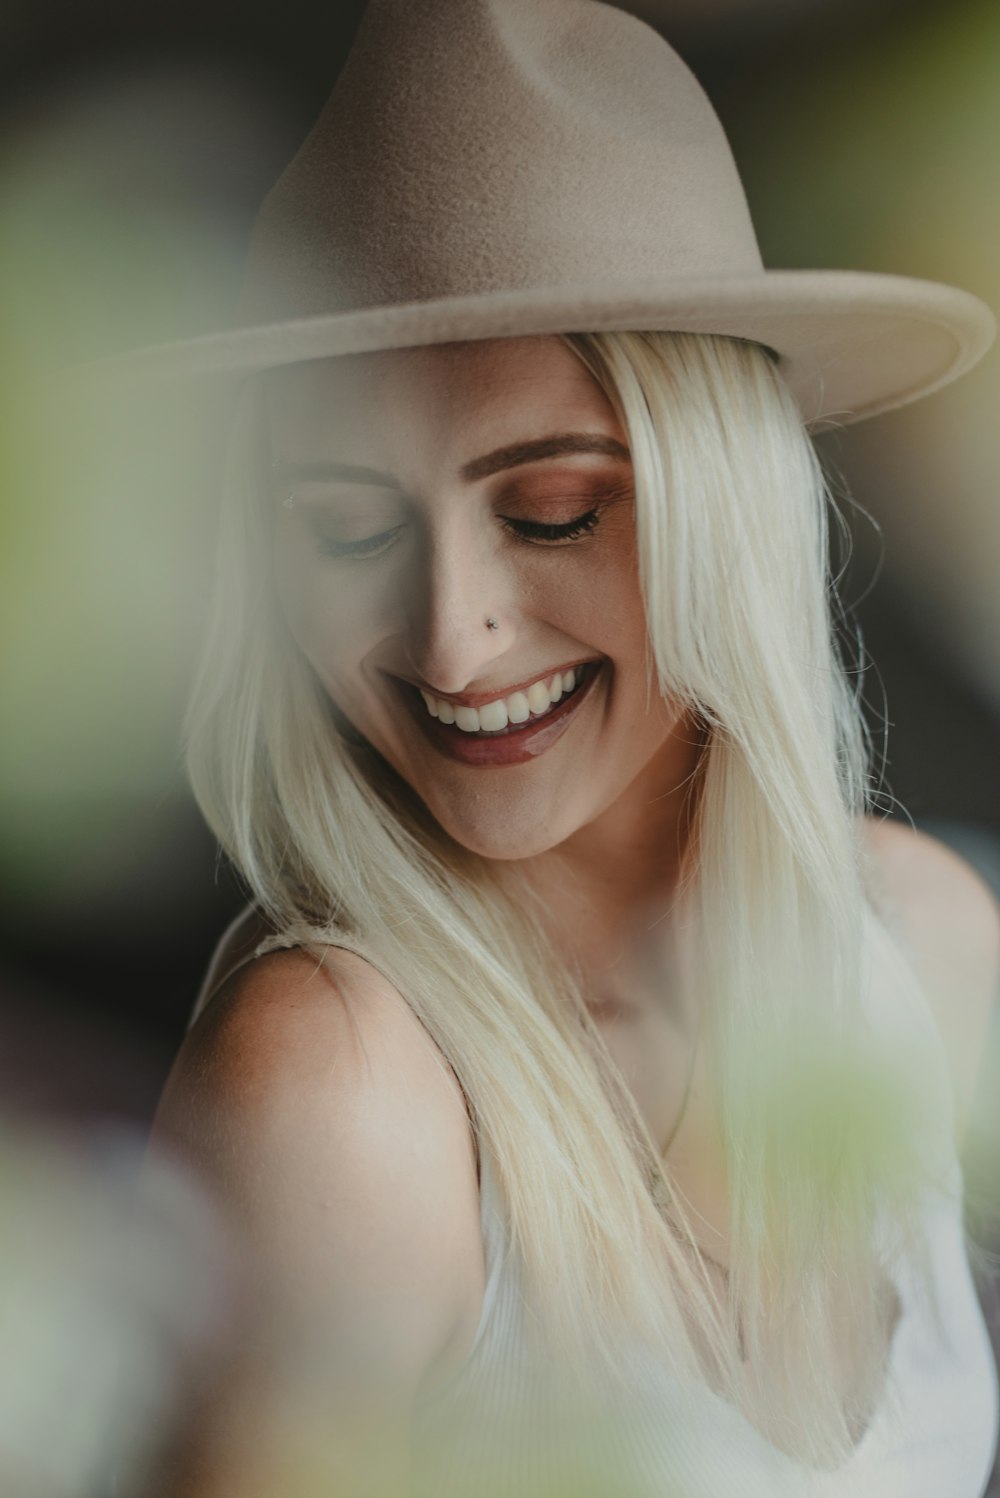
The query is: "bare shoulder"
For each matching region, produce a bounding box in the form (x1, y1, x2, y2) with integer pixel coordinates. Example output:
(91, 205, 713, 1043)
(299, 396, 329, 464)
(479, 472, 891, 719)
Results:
(152, 940, 484, 1396)
(861, 815, 1000, 1146)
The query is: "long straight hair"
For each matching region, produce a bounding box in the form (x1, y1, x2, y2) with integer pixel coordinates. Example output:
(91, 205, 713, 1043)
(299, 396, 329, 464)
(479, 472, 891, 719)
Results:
(184, 330, 956, 1473)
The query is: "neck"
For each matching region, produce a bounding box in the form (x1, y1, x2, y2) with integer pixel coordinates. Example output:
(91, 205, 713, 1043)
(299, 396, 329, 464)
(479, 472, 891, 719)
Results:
(516, 712, 709, 1006)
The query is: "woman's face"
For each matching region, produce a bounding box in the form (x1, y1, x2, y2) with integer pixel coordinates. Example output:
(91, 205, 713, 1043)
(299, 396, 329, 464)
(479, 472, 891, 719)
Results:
(265, 336, 698, 861)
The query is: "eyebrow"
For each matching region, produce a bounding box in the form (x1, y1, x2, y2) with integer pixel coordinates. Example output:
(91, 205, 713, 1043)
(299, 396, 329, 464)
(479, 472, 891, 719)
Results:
(460, 433, 630, 482)
(270, 433, 631, 489)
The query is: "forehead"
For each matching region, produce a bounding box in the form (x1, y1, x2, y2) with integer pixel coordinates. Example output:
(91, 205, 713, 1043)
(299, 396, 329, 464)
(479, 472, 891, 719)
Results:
(263, 336, 619, 461)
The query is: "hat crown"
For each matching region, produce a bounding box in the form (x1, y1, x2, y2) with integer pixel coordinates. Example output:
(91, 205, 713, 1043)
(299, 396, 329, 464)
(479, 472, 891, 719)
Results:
(240, 0, 764, 323)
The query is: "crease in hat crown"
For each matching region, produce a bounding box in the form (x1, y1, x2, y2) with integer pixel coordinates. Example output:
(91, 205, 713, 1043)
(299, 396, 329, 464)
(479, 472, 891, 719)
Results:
(240, 0, 765, 325)
(76, 0, 995, 427)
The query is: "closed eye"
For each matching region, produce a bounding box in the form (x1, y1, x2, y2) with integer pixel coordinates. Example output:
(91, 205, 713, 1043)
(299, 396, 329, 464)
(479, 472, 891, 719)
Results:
(311, 508, 602, 560)
(500, 509, 601, 544)
(313, 526, 405, 560)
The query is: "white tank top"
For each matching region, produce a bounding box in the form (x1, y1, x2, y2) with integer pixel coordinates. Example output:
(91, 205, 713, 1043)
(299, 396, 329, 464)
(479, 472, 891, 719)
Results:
(194, 924, 999, 1498)
(407, 1139, 998, 1498)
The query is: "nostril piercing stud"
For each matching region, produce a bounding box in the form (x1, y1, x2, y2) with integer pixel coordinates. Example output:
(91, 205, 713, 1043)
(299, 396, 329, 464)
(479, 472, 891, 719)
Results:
(486, 616, 500, 630)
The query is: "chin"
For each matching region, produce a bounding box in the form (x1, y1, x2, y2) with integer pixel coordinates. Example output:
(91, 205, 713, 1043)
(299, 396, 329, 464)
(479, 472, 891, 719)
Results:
(436, 808, 574, 863)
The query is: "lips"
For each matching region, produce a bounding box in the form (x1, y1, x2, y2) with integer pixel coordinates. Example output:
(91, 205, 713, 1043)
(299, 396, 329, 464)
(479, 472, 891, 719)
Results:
(395, 659, 604, 767)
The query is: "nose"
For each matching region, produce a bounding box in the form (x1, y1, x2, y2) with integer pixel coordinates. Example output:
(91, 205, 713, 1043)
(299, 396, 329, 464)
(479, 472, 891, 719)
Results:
(400, 514, 516, 693)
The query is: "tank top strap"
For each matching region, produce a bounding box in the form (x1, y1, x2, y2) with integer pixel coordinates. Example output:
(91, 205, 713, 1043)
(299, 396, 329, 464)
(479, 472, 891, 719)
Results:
(241, 925, 422, 1037)
(187, 918, 400, 1032)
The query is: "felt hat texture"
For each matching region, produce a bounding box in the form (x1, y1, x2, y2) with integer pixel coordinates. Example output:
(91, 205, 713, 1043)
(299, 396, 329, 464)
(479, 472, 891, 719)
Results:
(84, 0, 994, 426)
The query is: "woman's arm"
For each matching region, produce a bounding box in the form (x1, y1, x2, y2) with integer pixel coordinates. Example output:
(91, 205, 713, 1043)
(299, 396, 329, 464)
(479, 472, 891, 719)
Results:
(136, 945, 483, 1498)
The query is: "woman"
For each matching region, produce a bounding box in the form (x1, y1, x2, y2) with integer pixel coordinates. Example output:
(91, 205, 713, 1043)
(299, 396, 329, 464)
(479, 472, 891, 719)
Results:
(135, 1, 1000, 1494)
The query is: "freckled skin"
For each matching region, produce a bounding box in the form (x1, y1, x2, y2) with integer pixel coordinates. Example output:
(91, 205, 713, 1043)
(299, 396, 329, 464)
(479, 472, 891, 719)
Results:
(265, 337, 704, 912)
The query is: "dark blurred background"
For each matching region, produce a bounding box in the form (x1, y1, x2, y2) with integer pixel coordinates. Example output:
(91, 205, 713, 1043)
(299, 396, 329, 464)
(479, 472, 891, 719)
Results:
(0, 0, 997, 1484)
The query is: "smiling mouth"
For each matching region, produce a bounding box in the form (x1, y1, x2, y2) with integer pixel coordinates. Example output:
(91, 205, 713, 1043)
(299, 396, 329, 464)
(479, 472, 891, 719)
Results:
(394, 659, 605, 766)
(421, 661, 598, 736)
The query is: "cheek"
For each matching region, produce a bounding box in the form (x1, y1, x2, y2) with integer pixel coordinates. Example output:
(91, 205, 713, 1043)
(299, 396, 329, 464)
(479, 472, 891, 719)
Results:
(562, 541, 647, 654)
(519, 530, 642, 634)
(275, 542, 388, 673)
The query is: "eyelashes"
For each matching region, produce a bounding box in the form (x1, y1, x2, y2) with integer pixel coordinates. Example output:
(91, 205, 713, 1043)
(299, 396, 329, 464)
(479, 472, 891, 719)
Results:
(311, 507, 603, 561)
(502, 509, 601, 544)
(314, 525, 406, 561)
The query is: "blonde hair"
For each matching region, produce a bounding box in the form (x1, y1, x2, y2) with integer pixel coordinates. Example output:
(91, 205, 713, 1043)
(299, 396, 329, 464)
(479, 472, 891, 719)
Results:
(184, 330, 955, 1473)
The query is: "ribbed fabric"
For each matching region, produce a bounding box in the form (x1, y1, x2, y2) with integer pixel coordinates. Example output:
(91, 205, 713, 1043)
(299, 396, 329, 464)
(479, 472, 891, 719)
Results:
(193, 927, 1000, 1498)
(407, 1143, 999, 1498)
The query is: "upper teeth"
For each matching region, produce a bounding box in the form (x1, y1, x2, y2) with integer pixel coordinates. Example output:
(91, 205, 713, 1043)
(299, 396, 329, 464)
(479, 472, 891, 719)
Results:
(419, 667, 580, 732)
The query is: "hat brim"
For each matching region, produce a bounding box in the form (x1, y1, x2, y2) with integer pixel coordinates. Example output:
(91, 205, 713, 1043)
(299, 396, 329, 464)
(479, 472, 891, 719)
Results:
(65, 268, 995, 429)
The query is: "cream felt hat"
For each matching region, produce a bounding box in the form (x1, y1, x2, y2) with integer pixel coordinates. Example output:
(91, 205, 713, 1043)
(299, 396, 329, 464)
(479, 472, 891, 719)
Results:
(82, 0, 994, 426)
